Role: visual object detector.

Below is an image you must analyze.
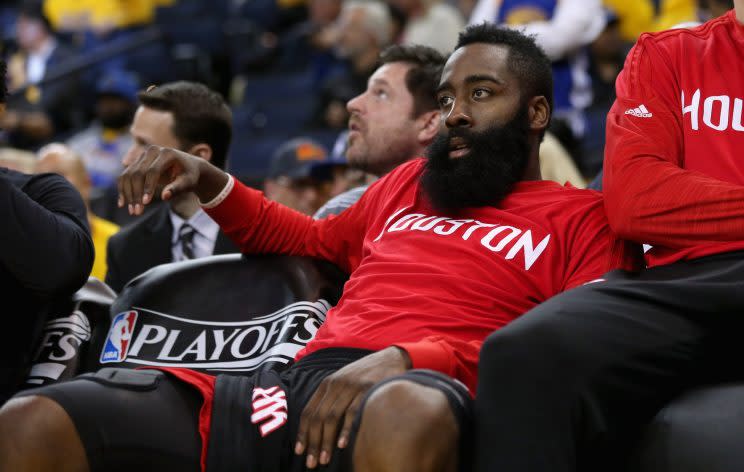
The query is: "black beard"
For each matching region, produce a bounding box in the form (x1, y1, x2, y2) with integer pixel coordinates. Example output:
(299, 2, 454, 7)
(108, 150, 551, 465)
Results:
(99, 109, 135, 130)
(420, 106, 531, 215)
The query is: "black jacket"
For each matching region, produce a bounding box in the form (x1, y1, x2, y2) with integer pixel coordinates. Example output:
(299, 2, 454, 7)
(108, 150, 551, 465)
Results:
(0, 168, 93, 402)
(105, 203, 239, 293)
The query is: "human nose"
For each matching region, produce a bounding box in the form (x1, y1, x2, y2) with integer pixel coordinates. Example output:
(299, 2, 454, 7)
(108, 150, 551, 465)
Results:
(444, 97, 472, 129)
(346, 92, 364, 114)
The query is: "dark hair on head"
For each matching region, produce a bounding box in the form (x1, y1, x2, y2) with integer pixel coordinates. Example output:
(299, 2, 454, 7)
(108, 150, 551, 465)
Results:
(19, 0, 52, 32)
(137, 81, 232, 170)
(456, 23, 553, 121)
(379, 44, 446, 117)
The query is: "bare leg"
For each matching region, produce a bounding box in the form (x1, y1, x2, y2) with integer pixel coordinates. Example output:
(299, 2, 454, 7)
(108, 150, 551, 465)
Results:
(0, 395, 89, 472)
(353, 380, 459, 472)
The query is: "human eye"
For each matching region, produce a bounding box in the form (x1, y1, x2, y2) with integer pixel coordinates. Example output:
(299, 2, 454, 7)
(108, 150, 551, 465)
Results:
(438, 94, 453, 108)
(373, 88, 388, 99)
(472, 88, 491, 99)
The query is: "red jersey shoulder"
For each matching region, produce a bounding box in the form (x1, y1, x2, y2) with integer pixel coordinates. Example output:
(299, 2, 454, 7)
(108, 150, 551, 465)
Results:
(386, 158, 426, 180)
(501, 182, 608, 234)
(637, 9, 735, 52)
(507, 180, 603, 208)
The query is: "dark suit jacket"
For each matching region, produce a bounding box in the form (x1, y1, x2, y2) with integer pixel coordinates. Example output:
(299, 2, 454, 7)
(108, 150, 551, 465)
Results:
(7, 42, 83, 148)
(105, 203, 239, 293)
(1, 168, 93, 402)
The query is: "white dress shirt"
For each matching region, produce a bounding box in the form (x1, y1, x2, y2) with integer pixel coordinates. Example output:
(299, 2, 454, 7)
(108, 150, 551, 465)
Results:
(26, 38, 57, 85)
(170, 208, 220, 262)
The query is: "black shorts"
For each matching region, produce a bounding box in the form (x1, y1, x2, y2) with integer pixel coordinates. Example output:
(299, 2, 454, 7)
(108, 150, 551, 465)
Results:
(17, 348, 472, 472)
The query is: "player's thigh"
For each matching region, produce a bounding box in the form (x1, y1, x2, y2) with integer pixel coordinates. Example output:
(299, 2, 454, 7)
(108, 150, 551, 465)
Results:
(353, 370, 472, 472)
(16, 368, 202, 472)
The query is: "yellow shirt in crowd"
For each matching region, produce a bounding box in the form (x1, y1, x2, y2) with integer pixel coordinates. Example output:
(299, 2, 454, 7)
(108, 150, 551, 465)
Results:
(89, 214, 118, 281)
(43, 0, 174, 31)
(603, 0, 697, 42)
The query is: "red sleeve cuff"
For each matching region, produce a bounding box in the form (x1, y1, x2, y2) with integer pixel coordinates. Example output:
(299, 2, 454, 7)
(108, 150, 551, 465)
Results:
(394, 340, 453, 375)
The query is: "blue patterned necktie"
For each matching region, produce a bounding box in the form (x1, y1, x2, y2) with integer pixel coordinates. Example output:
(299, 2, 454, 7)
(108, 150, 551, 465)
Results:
(178, 223, 196, 260)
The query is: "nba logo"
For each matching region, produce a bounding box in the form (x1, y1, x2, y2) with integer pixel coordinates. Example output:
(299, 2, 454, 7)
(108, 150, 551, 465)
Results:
(100, 311, 138, 363)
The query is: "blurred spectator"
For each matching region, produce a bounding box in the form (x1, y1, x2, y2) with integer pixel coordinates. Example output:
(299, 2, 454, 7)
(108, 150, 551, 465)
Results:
(43, 0, 169, 35)
(583, 11, 626, 178)
(34, 143, 119, 281)
(315, 44, 444, 218)
(394, 0, 465, 54)
(259, 0, 345, 73)
(264, 137, 334, 215)
(316, 0, 393, 129)
(2, 0, 81, 149)
(539, 132, 586, 188)
(470, 0, 607, 174)
(699, 0, 735, 18)
(0, 59, 93, 403)
(603, 0, 697, 42)
(105, 81, 238, 293)
(315, 131, 368, 198)
(0, 147, 36, 173)
(66, 70, 137, 192)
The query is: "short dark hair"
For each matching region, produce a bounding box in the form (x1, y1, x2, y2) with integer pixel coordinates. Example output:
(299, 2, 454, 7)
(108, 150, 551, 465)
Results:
(456, 23, 553, 119)
(380, 44, 446, 117)
(18, 0, 52, 32)
(137, 81, 232, 169)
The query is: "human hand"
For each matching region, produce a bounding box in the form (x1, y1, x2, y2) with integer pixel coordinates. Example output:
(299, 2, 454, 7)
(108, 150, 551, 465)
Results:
(117, 146, 229, 215)
(295, 347, 411, 468)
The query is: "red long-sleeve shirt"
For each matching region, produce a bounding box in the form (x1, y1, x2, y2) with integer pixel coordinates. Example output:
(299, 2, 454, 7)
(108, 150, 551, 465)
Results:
(207, 159, 636, 394)
(604, 10, 744, 267)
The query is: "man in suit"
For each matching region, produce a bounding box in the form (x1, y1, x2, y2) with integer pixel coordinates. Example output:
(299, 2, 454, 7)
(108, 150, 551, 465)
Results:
(2, 0, 82, 149)
(105, 81, 238, 293)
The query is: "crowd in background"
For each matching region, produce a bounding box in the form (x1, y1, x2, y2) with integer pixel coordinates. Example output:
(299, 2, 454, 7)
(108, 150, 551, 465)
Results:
(0, 0, 735, 275)
(1, 0, 744, 468)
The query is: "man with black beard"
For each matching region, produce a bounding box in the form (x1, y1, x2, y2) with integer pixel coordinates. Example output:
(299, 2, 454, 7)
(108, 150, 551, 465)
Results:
(0, 25, 638, 472)
(422, 103, 531, 212)
(67, 71, 139, 192)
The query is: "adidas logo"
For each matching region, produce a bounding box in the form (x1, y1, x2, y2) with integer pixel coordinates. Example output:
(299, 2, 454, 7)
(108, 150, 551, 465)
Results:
(625, 104, 653, 118)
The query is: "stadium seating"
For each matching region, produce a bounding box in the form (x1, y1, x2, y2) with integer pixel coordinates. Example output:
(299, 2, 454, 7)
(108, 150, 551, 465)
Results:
(23, 254, 347, 388)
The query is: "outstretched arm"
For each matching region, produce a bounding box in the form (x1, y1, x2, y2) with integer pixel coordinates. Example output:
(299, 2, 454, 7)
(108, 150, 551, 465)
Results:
(117, 146, 371, 272)
(507, 0, 607, 60)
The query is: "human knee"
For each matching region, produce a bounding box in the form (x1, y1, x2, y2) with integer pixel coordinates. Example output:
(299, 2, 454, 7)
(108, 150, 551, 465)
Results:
(0, 395, 88, 472)
(480, 311, 589, 377)
(354, 380, 458, 472)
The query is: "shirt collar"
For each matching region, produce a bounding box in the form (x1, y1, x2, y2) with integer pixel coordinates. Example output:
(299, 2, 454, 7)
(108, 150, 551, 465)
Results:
(29, 37, 57, 62)
(170, 208, 220, 244)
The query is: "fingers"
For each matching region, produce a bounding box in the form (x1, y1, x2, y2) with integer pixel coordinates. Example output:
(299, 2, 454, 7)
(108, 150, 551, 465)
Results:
(295, 381, 325, 458)
(118, 146, 196, 214)
(118, 146, 161, 214)
(296, 378, 358, 469)
(162, 173, 196, 201)
(130, 146, 160, 213)
(336, 394, 364, 450)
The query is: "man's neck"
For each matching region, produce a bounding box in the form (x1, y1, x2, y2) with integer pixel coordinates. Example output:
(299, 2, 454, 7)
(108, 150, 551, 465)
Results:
(521, 150, 542, 182)
(170, 192, 201, 219)
(736, 0, 744, 23)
